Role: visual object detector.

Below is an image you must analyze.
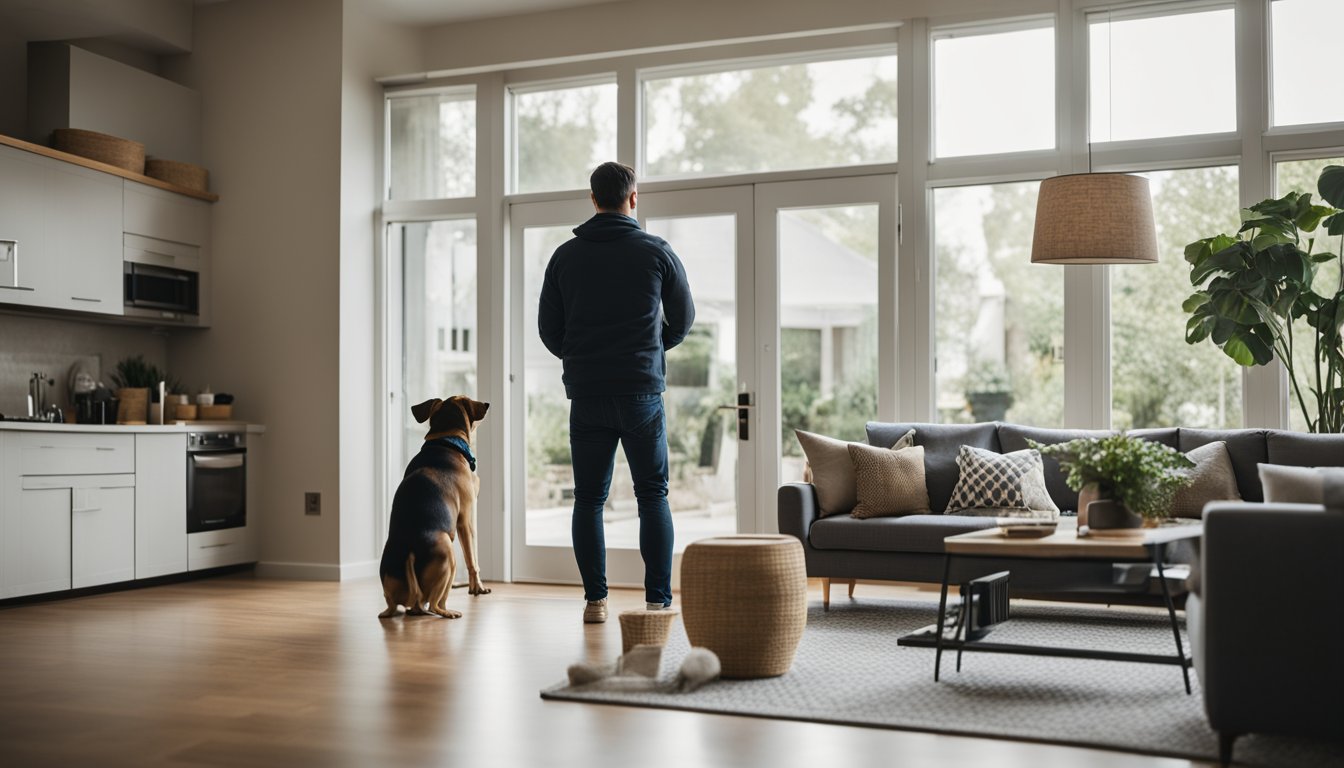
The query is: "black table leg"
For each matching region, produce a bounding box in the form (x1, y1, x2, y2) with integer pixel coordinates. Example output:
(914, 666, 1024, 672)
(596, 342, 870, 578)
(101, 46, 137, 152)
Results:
(1155, 551, 1191, 695)
(934, 554, 951, 682)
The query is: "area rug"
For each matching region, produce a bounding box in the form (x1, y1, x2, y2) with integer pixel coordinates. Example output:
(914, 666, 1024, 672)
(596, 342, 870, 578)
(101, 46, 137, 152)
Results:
(542, 599, 1343, 767)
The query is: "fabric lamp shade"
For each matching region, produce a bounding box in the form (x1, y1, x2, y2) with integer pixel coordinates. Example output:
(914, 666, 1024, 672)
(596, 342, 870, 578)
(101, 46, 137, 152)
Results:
(1031, 173, 1159, 265)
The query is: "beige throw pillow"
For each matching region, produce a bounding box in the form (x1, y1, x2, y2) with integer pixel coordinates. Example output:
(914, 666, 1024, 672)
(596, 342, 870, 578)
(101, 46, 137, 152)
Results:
(848, 443, 930, 519)
(1170, 441, 1241, 518)
(796, 429, 915, 517)
(1258, 463, 1326, 504)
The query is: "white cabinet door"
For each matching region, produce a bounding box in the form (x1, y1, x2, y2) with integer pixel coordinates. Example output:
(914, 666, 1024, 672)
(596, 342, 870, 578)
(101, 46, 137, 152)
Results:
(50, 162, 123, 315)
(124, 181, 210, 247)
(0, 146, 54, 309)
(1, 488, 71, 598)
(71, 485, 135, 588)
(135, 433, 187, 578)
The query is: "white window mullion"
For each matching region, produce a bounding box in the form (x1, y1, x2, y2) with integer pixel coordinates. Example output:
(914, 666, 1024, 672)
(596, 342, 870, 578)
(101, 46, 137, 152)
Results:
(899, 18, 933, 422)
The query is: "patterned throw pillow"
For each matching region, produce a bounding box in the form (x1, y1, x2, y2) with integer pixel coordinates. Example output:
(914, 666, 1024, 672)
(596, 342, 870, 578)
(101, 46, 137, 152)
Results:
(945, 445, 1059, 519)
(796, 428, 915, 517)
(847, 444, 930, 519)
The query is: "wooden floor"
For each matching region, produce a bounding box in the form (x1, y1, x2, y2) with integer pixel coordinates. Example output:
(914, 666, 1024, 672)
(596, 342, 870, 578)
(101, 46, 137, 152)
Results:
(0, 574, 1213, 768)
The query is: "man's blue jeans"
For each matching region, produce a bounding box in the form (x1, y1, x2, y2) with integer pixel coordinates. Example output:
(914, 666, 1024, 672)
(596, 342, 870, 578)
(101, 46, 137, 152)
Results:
(569, 393, 673, 607)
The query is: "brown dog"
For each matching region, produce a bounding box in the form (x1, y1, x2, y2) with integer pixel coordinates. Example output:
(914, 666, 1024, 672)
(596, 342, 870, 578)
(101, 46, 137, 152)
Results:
(379, 395, 491, 619)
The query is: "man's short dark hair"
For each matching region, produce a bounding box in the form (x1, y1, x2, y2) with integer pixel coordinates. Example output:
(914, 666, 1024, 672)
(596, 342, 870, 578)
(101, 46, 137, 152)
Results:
(590, 162, 637, 210)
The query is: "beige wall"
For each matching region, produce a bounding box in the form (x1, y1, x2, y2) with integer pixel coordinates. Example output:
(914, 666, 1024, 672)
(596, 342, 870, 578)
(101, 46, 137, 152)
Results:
(416, 0, 1049, 74)
(163, 0, 344, 578)
(338, 4, 422, 576)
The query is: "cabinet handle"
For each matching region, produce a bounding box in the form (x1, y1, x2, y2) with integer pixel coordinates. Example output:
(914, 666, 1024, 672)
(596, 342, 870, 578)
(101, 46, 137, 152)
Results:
(0, 285, 34, 291)
(72, 506, 101, 513)
(71, 296, 102, 303)
(37, 445, 117, 451)
(199, 542, 233, 549)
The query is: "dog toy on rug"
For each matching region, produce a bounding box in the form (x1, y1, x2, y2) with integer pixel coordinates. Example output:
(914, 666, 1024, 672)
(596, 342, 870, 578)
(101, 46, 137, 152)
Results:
(566, 646, 721, 693)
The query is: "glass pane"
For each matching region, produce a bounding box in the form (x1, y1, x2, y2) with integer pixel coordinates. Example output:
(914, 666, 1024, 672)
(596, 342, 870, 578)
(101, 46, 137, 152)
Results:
(396, 219, 478, 466)
(779, 205, 879, 483)
(643, 54, 897, 178)
(1276, 157, 1344, 431)
(935, 182, 1064, 426)
(934, 25, 1054, 158)
(647, 215, 738, 549)
(1111, 167, 1242, 430)
(514, 82, 617, 194)
(1089, 7, 1235, 142)
(523, 225, 577, 548)
(388, 90, 476, 200)
(1272, 0, 1344, 127)
(523, 217, 739, 552)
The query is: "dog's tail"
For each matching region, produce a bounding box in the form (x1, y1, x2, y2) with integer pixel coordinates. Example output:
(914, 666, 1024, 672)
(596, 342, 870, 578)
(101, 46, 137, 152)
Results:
(405, 552, 423, 608)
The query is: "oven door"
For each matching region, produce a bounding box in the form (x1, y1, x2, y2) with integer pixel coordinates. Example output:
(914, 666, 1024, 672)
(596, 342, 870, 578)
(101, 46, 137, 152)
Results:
(187, 449, 246, 533)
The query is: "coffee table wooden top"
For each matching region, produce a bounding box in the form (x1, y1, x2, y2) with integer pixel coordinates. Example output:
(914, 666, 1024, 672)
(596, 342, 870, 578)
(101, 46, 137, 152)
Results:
(943, 517, 1202, 560)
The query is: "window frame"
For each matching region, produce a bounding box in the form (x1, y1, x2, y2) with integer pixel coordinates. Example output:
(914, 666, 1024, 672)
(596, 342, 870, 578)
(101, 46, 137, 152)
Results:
(506, 73, 619, 195)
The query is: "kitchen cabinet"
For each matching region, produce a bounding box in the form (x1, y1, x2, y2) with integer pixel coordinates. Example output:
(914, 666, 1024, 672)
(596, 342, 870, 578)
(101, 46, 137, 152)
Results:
(51, 162, 123, 315)
(135, 433, 187, 579)
(2, 488, 71, 598)
(124, 181, 210, 248)
(65, 480, 135, 588)
(0, 144, 54, 308)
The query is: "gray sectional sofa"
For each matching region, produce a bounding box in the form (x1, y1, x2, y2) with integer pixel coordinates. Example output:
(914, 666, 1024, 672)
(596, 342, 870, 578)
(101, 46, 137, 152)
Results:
(777, 421, 1344, 602)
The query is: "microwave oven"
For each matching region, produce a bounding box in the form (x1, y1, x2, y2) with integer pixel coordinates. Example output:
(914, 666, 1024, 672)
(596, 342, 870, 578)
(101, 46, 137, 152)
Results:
(124, 261, 199, 318)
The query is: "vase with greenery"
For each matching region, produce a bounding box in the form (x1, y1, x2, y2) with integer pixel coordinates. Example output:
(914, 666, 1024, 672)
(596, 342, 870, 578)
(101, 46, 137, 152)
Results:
(109, 355, 180, 423)
(1183, 165, 1344, 432)
(1030, 434, 1194, 528)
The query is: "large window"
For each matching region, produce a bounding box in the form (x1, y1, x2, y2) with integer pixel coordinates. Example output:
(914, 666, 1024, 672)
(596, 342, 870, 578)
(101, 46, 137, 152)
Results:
(642, 52, 896, 178)
(935, 182, 1064, 426)
(1276, 156, 1344, 431)
(388, 88, 476, 200)
(1088, 5, 1235, 143)
(1271, 0, 1344, 128)
(513, 81, 618, 194)
(1111, 167, 1243, 429)
(933, 22, 1054, 158)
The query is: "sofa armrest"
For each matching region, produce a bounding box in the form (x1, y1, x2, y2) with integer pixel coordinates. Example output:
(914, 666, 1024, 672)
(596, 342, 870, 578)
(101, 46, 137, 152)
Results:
(1196, 502, 1344, 738)
(778, 483, 820, 543)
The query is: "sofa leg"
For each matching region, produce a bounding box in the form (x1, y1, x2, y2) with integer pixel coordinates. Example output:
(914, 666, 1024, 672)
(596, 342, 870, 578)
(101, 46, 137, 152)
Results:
(847, 579, 856, 598)
(1218, 731, 1237, 766)
(822, 578, 831, 610)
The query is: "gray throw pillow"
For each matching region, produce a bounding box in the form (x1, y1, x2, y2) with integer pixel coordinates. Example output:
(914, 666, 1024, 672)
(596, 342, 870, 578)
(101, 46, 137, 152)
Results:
(945, 445, 1059, 520)
(796, 428, 915, 517)
(1258, 463, 1325, 504)
(1170, 441, 1241, 518)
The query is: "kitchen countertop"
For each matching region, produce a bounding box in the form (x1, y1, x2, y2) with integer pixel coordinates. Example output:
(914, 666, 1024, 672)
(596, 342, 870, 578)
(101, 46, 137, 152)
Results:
(0, 421, 266, 434)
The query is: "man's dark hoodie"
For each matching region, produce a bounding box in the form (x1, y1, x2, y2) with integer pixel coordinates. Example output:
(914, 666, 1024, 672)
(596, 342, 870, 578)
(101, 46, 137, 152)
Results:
(538, 212, 695, 398)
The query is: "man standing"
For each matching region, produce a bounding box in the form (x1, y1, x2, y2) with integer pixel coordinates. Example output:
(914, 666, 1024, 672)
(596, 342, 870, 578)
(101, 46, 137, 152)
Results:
(538, 162, 695, 623)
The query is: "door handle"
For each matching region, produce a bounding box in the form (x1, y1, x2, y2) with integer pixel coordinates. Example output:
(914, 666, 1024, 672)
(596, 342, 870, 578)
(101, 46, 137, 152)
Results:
(716, 392, 753, 441)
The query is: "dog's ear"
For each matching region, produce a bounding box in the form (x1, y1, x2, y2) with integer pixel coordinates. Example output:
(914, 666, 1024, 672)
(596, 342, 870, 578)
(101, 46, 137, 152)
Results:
(467, 399, 490, 423)
(411, 398, 441, 424)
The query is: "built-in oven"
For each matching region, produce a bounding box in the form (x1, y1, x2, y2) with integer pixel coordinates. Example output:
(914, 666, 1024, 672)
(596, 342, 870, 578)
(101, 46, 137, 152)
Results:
(187, 431, 246, 533)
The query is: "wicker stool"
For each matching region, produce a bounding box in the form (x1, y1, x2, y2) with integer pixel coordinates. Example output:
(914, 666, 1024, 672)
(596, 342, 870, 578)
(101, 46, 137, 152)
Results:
(680, 534, 807, 678)
(617, 610, 679, 653)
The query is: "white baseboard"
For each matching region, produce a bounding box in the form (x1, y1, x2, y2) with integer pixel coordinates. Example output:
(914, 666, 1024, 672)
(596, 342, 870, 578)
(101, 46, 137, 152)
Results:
(254, 559, 380, 581)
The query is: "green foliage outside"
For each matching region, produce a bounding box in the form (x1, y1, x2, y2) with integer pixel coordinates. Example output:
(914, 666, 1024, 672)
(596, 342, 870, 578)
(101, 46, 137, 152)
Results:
(1032, 435, 1195, 521)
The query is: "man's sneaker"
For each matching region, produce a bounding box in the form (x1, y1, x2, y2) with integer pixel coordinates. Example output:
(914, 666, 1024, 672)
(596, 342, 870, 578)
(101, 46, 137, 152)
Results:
(583, 598, 608, 624)
(646, 602, 671, 611)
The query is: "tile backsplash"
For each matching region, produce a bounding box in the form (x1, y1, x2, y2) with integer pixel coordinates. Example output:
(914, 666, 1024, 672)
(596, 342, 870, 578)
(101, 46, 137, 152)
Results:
(0, 313, 169, 418)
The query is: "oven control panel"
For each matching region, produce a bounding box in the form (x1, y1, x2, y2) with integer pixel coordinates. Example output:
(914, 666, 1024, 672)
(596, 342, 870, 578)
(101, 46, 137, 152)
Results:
(188, 432, 245, 451)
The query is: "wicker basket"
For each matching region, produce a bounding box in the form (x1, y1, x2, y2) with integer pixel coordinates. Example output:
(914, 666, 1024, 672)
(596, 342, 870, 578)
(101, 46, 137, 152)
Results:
(145, 158, 209, 192)
(115, 387, 149, 425)
(680, 535, 808, 679)
(199, 404, 233, 421)
(52, 128, 145, 173)
(618, 610, 679, 654)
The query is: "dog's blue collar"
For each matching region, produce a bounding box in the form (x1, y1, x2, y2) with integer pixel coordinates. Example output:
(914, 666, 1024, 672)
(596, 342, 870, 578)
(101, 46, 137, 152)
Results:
(430, 436, 476, 471)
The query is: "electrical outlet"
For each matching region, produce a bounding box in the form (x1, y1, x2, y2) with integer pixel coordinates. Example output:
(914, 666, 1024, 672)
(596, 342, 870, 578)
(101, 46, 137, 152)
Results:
(305, 492, 321, 516)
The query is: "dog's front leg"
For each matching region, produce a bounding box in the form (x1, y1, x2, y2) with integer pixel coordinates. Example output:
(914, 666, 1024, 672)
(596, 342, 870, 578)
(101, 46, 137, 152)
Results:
(460, 499, 491, 596)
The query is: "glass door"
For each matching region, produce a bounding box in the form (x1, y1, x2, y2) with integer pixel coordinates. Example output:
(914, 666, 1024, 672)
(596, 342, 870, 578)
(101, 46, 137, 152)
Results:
(510, 187, 756, 585)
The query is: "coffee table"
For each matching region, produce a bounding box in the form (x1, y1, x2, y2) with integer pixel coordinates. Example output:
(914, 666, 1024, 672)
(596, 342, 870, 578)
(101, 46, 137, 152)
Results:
(897, 518, 1202, 693)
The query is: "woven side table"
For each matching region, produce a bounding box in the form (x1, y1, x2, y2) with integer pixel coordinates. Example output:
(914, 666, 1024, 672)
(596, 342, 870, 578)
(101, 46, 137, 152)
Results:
(680, 534, 807, 678)
(618, 610, 679, 653)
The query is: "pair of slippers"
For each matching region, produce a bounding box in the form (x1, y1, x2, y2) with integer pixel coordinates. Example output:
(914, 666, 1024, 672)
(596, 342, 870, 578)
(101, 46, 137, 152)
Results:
(566, 644, 720, 693)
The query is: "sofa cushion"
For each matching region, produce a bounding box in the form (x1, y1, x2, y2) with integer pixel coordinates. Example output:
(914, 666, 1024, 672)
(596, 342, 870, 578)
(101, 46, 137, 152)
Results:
(848, 444, 930, 519)
(866, 422, 999, 514)
(796, 428, 915, 517)
(998, 424, 1113, 512)
(1259, 463, 1326, 504)
(1178, 428, 1268, 502)
(1170, 441, 1240, 518)
(808, 514, 999, 554)
(1128, 427, 1181, 450)
(1265, 430, 1344, 469)
(944, 445, 1059, 519)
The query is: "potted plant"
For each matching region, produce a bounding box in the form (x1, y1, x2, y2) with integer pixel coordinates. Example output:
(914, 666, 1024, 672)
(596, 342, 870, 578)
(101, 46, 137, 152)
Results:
(109, 355, 177, 424)
(1183, 165, 1344, 432)
(1030, 434, 1194, 532)
(964, 359, 1014, 422)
